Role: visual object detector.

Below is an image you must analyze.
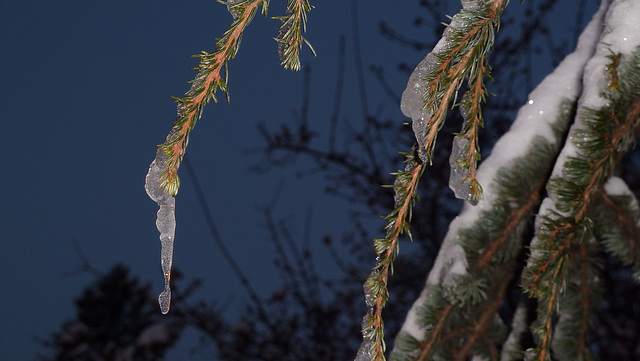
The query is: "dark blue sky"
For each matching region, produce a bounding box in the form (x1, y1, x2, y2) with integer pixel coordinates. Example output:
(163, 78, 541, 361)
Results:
(0, 1, 593, 359)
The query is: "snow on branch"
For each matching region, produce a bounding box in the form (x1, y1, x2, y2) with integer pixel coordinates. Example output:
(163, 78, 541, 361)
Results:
(523, 0, 640, 358)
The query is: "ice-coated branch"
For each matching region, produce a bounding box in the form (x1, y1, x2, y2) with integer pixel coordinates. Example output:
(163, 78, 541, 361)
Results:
(356, 152, 424, 361)
(400, 0, 508, 204)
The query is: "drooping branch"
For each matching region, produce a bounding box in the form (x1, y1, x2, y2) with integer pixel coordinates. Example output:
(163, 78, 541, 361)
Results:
(157, 0, 270, 195)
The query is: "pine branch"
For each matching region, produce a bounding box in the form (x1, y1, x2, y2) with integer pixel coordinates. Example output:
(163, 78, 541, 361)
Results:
(417, 302, 453, 361)
(156, 0, 270, 195)
(598, 179, 640, 277)
(419, 139, 556, 360)
(553, 241, 601, 361)
(523, 46, 640, 360)
(359, 151, 424, 361)
(450, 262, 516, 361)
(389, 77, 576, 359)
(274, 0, 316, 71)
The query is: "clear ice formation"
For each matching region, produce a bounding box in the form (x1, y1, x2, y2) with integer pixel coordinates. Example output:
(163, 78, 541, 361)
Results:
(145, 150, 176, 314)
(400, 53, 438, 162)
(400, 1, 480, 163)
(354, 283, 377, 361)
(401, 1, 483, 204)
(449, 136, 477, 205)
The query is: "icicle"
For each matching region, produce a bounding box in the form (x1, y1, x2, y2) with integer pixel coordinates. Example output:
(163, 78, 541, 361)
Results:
(449, 136, 477, 205)
(145, 150, 176, 314)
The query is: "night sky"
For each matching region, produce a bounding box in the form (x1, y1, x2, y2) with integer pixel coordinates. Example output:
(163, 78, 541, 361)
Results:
(0, 1, 594, 359)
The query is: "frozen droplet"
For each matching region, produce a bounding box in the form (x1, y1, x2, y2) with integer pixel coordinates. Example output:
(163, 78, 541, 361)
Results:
(145, 152, 172, 204)
(528, 99, 534, 105)
(145, 149, 177, 314)
(363, 280, 377, 308)
(412, 116, 429, 162)
(539, 110, 544, 115)
(159, 285, 171, 314)
(461, 0, 481, 10)
(400, 53, 438, 120)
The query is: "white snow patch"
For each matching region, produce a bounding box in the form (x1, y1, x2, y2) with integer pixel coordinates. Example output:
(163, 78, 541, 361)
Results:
(605, 176, 635, 196)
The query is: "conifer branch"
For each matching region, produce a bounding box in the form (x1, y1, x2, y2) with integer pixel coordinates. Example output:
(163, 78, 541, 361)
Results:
(420, 0, 507, 202)
(472, 174, 546, 270)
(524, 47, 640, 360)
(156, 0, 270, 195)
(451, 262, 517, 361)
(274, 0, 316, 71)
(600, 191, 640, 266)
(553, 241, 600, 360)
(360, 152, 423, 361)
(385, 131, 563, 361)
(417, 303, 453, 361)
(421, 143, 555, 360)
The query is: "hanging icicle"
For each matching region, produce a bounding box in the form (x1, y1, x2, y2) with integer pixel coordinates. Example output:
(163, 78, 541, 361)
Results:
(145, 149, 176, 314)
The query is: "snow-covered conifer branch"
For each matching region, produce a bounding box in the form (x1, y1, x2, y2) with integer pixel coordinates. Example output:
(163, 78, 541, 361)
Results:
(274, 0, 316, 71)
(598, 177, 640, 281)
(599, 181, 640, 269)
(523, 0, 640, 357)
(552, 238, 601, 360)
